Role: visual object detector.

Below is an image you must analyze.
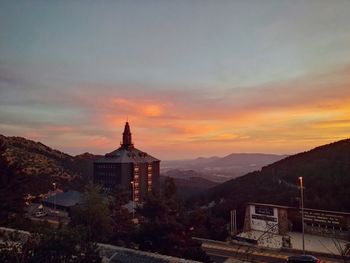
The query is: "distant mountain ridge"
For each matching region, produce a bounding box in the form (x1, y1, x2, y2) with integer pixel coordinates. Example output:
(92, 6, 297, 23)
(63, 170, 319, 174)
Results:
(199, 138, 350, 217)
(162, 153, 288, 182)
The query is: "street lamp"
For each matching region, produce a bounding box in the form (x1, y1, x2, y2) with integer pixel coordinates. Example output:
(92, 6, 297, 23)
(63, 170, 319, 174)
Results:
(299, 176, 305, 254)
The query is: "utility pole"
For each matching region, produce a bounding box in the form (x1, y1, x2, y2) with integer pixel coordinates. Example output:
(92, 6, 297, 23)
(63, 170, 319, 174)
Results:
(299, 176, 305, 254)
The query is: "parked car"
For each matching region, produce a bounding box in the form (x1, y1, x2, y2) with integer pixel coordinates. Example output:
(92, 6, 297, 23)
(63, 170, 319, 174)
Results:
(287, 255, 321, 263)
(35, 211, 47, 217)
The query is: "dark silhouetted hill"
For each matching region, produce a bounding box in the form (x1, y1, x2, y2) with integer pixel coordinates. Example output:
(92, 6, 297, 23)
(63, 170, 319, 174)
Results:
(200, 138, 350, 217)
(160, 172, 218, 199)
(0, 134, 100, 195)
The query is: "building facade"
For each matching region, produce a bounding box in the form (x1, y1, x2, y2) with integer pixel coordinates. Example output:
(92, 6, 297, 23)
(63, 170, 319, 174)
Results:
(93, 122, 160, 202)
(243, 202, 350, 240)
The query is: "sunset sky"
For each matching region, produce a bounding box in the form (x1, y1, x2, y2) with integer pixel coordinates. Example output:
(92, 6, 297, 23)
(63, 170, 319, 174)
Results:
(1, 1, 350, 159)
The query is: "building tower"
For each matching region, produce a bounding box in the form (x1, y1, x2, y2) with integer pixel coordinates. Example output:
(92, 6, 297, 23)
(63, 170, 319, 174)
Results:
(121, 122, 133, 148)
(93, 122, 160, 202)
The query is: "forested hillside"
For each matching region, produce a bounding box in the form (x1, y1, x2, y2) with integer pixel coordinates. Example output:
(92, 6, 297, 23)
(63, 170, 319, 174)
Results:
(194, 139, 350, 229)
(0, 135, 100, 195)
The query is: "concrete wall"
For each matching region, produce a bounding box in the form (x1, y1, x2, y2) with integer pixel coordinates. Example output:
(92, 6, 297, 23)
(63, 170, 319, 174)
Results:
(278, 208, 289, 235)
(243, 205, 252, 232)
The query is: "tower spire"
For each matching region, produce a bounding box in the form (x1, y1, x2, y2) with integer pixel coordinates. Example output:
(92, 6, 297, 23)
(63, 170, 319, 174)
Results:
(121, 122, 133, 148)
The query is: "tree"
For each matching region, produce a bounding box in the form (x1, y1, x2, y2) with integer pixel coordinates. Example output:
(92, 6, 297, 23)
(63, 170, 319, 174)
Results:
(134, 177, 211, 262)
(161, 176, 176, 200)
(0, 226, 102, 263)
(31, 226, 101, 263)
(108, 186, 135, 246)
(0, 230, 29, 263)
(70, 183, 112, 242)
(0, 139, 29, 225)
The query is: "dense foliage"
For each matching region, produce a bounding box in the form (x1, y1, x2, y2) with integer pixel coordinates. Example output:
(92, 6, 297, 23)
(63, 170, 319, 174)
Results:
(70, 183, 113, 242)
(134, 177, 212, 262)
(0, 140, 29, 225)
(0, 135, 100, 195)
(0, 226, 101, 263)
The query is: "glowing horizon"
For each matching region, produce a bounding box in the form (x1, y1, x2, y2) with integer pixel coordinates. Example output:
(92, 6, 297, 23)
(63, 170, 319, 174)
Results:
(1, 1, 350, 159)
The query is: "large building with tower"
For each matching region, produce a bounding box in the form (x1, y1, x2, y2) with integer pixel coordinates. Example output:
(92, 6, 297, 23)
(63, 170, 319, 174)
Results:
(93, 122, 160, 202)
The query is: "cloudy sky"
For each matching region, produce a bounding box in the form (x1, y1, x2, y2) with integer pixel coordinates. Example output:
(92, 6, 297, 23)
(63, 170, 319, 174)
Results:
(1, 1, 350, 159)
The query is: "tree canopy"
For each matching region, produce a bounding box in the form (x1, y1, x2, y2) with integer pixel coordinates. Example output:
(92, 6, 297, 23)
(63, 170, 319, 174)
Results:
(69, 183, 112, 242)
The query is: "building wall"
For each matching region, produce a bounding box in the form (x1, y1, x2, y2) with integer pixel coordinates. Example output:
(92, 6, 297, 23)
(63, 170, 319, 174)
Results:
(243, 206, 252, 232)
(131, 161, 160, 202)
(93, 163, 122, 191)
(288, 208, 350, 239)
(244, 203, 350, 240)
(94, 161, 160, 202)
(249, 205, 279, 234)
(152, 161, 160, 194)
(120, 163, 133, 188)
(244, 204, 280, 234)
(139, 163, 148, 200)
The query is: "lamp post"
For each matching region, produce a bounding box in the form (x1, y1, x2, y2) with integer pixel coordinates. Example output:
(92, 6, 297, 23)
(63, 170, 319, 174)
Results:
(299, 176, 305, 254)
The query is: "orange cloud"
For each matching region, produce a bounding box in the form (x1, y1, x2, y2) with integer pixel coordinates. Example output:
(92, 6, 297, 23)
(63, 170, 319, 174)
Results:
(8, 65, 348, 159)
(143, 104, 163, 117)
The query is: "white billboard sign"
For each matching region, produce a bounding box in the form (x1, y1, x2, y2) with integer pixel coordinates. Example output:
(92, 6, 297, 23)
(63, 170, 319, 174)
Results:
(250, 205, 279, 234)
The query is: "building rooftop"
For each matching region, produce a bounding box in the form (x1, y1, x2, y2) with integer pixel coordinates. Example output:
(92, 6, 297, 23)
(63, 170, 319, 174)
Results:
(95, 147, 159, 164)
(100, 244, 200, 263)
(95, 122, 159, 164)
(43, 190, 83, 207)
